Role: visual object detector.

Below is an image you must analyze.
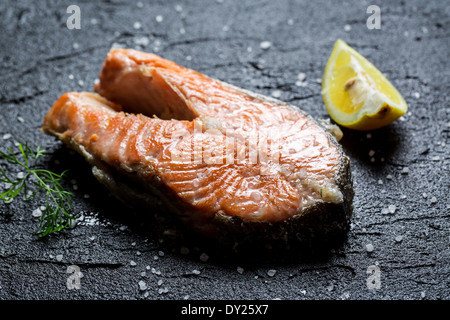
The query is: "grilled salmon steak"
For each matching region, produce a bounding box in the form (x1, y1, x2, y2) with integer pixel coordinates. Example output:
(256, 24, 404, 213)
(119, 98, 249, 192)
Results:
(42, 49, 353, 247)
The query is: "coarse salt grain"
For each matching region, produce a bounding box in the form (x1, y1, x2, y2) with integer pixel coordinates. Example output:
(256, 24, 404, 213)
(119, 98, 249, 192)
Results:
(260, 41, 272, 50)
(271, 90, 281, 98)
(237, 266, 244, 274)
(401, 167, 409, 174)
(267, 269, 276, 277)
(395, 235, 403, 242)
(366, 244, 374, 252)
(413, 92, 420, 99)
(388, 205, 396, 214)
(192, 269, 201, 275)
(133, 21, 142, 30)
(32, 208, 42, 217)
(130, 260, 137, 266)
(297, 72, 306, 81)
(156, 15, 163, 23)
(138, 280, 147, 291)
(344, 24, 352, 31)
(430, 197, 437, 204)
(2, 134, 11, 140)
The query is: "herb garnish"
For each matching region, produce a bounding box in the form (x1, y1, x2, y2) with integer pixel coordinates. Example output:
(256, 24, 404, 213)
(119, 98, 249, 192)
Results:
(0, 142, 74, 237)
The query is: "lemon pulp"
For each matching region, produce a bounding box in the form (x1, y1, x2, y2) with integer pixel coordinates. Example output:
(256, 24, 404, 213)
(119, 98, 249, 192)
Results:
(322, 39, 408, 130)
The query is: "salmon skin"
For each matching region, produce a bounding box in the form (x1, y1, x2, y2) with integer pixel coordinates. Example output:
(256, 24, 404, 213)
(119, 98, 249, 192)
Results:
(42, 49, 353, 248)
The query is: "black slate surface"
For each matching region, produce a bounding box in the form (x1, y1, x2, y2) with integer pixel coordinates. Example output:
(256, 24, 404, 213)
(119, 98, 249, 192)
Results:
(0, 0, 449, 301)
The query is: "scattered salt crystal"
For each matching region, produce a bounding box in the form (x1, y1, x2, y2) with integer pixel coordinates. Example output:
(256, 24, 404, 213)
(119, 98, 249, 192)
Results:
(143, 292, 149, 298)
(247, 46, 252, 52)
(183, 295, 190, 300)
(134, 36, 149, 46)
(133, 21, 142, 30)
(422, 27, 428, 34)
(153, 255, 159, 261)
(186, 55, 192, 61)
(131, 242, 136, 246)
(17, 117, 24, 123)
(413, 92, 420, 99)
(422, 193, 428, 198)
(421, 291, 426, 298)
(89, 236, 96, 241)
(136, 251, 141, 256)
(130, 260, 137, 267)
(78, 80, 84, 86)
(158, 287, 169, 294)
(68, 74, 74, 80)
(140, 271, 146, 277)
(146, 265, 150, 270)
(237, 266, 244, 274)
(73, 42, 79, 50)
(287, 19, 294, 25)
(388, 205, 396, 214)
(2, 133, 11, 140)
(401, 167, 409, 174)
(267, 269, 276, 277)
(378, 179, 383, 185)
(192, 269, 201, 275)
(179, 28, 186, 34)
(381, 208, 389, 215)
(430, 196, 437, 204)
(90, 18, 98, 25)
(431, 156, 440, 161)
(271, 90, 281, 98)
(365, 244, 374, 252)
(386, 174, 393, 180)
(56, 254, 63, 262)
(17, 172, 24, 179)
(344, 24, 352, 32)
(137, 2, 143, 8)
(156, 15, 163, 23)
(157, 279, 163, 286)
(158, 250, 165, 257)
(395, 235, 403, 242)
(297, 72, 306, 81)
(369, 150, 376, 157)
(32, 208, 42, 217)
(295, 80, 307, 87)
(400, 194, 407, 199)
(138, 280, 147, 291)
(174, 4, 183, 12)
(222, 25, 229, 32)
(199, 253, 209, 262)
(260, 41, 272, 50)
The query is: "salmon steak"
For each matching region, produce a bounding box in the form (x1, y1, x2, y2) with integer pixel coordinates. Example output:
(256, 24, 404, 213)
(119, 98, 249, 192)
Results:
(42, 49, 353, 247)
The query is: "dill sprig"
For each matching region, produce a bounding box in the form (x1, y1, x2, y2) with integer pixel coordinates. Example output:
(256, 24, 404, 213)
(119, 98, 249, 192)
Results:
(0, 142, 74, 237)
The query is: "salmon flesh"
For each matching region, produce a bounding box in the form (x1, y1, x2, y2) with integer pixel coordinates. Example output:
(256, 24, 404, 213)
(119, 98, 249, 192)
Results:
(42, 49, 353, 245)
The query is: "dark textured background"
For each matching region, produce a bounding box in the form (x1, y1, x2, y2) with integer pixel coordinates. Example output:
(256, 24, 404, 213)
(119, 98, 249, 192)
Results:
(0, 0, 449, 300)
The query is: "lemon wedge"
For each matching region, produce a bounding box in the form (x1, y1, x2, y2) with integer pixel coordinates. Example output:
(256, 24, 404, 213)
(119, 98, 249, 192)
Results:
(322, 39, 408, 131)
